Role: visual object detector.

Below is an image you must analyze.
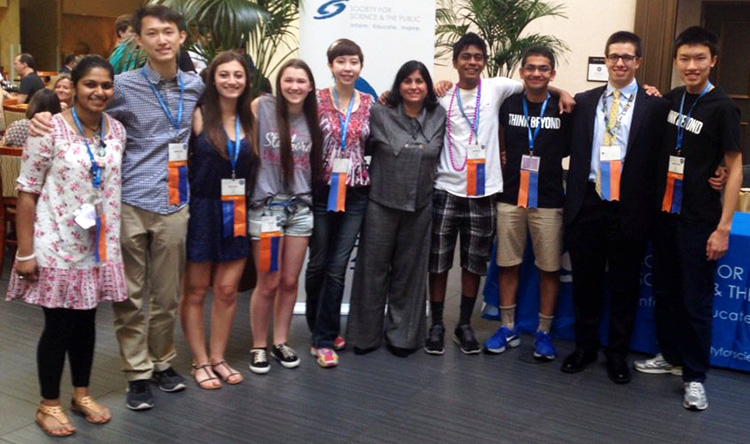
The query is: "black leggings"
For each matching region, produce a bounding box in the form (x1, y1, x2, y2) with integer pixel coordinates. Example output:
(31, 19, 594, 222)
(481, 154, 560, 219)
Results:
(37, 307, 97, 400)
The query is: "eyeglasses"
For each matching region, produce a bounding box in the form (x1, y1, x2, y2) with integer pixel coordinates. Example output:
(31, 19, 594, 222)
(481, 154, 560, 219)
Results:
(522, 64, 552, 73)
(606, 54, 639, 63)
(459, 53, 486, 62)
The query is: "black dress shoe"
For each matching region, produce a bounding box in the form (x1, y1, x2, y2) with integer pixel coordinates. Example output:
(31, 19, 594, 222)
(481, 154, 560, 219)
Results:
(561, 348, 598, 373)
(386, 343, 415, 358)
(606, 354, 632, 384)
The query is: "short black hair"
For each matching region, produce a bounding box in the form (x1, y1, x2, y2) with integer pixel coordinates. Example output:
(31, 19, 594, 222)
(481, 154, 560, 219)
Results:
(674, 26, 719, 58)
(452, 32, 487, 62)
(385, 60, 439, 112)
(71, 55, 114, 88)
(326, 39, 364, 65)
(605, 31, 642, 58)
(26, 89, 61, 119)
(115, 14, 133, 37)
(17, 53, 36, 71)
(63, 54, 77, 66)
(521, 46, 556, 70)
(132, 5, 186, 35)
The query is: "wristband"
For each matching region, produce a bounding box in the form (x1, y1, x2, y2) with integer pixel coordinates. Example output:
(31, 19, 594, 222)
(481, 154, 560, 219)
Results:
(15, 252, 35, 262)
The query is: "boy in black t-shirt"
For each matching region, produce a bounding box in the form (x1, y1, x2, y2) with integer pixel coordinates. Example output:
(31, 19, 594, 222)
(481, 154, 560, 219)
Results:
(634, 26, 742, 411)
(484, 47, 570, 360)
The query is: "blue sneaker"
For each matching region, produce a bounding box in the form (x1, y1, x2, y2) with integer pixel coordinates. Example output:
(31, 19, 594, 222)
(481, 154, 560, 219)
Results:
(483, 326, 520, 354)
(533, 331, 556, 361)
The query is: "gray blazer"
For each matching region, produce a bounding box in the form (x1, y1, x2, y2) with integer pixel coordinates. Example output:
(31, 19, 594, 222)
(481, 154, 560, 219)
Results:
(367, 102, 446, 211)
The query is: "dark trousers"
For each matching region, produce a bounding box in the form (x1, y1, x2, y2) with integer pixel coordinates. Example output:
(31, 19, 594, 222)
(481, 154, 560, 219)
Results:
(652, 213, 716, 383)
(566, 184, 647, 356)
(38, 307, 97, 399)
(305, 186, 369, 348)
(346, 200, 431, 351)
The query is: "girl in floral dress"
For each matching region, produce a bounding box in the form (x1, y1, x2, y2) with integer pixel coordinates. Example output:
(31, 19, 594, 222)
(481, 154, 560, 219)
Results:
(6, 55, 127, 437)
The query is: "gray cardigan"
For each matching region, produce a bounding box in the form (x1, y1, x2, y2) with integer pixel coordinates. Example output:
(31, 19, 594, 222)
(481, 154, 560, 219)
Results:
(367, 102, 446, 211)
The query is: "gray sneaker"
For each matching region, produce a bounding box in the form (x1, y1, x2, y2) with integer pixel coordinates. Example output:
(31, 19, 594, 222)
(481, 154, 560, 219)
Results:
(633, 353, 683, 376)
(152, 367, 186, 392)
(683, 382, 708, 411)
(126, 379, 154, 411)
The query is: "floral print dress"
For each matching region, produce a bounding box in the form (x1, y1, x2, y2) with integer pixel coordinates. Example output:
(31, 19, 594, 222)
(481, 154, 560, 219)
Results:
(5, 113, 128, 309)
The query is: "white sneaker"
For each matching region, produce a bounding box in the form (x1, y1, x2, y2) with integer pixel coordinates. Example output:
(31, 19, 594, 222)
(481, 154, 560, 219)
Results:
(633, 353, 683, 376)
(683, 382, 708, 411)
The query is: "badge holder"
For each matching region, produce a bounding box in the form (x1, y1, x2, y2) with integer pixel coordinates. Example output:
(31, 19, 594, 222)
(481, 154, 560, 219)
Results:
(327, 158, 349, 212)
(599, 145, 622, 201)
(518, 155, 540, 208)
(221, 178, 247, 238)
(466, 144, 486, 197)
(168, 142, 189, 206)
(661, 155, 685, 214)
(258, 215, 281, 273)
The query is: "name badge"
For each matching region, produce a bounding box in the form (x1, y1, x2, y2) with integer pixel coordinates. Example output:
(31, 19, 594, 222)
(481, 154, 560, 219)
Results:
(333, 158, 350, 174)
(668, 155, 685, 175)
(468, 144, 486, 160)
(521, 155, 540, 172)
(364, 155, 372, 167)
(168, 143, 188, 162)
(73, 203, 97, 230)
(221, 179, 246, 197)
(261, 215, 279, 233)
(599, 145, 621, 162)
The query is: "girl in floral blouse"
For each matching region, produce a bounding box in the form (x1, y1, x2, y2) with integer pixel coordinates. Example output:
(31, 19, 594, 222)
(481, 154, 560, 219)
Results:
(6, 55, 126, 437)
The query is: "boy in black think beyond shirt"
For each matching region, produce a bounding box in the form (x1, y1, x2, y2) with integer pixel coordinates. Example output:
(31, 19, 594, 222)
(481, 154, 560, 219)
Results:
(634, 26, 742, 412)
(484, 47, 570, 361)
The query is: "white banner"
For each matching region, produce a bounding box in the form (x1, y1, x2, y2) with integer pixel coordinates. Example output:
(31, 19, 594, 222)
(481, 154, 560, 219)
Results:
(299, 0, 437, 97)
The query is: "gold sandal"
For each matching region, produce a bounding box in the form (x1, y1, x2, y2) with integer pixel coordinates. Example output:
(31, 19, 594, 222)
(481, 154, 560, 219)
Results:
(212, 360, 244, 384)
(191, 363, 221, 390)
(71, 396, 111, 424)
(35, 403, 76, 437)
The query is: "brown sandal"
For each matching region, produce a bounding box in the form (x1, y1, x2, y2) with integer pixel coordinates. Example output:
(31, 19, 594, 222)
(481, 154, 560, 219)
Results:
(211, 360, 244, 384)
(71, 395, 111, 424)
(36, 403, 76, 437)
(191, 363, 221, 390)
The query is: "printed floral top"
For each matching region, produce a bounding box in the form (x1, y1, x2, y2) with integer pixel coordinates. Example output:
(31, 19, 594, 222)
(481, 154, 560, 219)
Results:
(317, 88, 372, 187)
(5, 113, 128, 309)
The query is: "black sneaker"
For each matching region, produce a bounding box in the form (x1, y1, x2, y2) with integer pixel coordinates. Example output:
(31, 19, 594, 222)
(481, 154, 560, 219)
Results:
(424, 323, 445, 355)
(249, 348, 271, 374)
(453, 324, 481, 354)
(152, 367, 186, 392)
(271, 343, 300, 369)
(126, 379, 154, 411)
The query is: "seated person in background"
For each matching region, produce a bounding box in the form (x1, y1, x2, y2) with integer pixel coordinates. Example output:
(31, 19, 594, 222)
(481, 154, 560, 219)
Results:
(53, 75, 74, 111)
(59, 54, 76, 74)
(13, 53, 44, 104)
(2, 89, 61, 147)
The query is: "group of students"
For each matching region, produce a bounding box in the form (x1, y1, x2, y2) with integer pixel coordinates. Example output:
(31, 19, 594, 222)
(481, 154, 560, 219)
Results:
(3, 3, 740, 438)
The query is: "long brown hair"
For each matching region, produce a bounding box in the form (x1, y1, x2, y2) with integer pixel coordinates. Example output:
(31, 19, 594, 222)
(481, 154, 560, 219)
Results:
(274, 59, 323, 185)
(199, 51, 255, 159)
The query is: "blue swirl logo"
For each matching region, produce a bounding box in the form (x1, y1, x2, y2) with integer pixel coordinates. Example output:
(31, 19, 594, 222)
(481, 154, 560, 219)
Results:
(314, 0, 349, 20)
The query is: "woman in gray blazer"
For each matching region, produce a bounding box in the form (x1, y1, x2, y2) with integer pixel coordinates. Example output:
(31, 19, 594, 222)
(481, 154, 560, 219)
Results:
(346, 61, 446, 356)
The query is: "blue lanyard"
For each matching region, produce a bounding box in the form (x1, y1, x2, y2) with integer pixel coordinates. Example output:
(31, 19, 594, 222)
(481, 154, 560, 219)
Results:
(141, 67, 185, 131)
(333, 88, 355, 152)
(522, 93, 550, 153)
(455, 81, 481, 140)
(676, 82, 712, 154)
(226, 114, 241, 179)
(71, 107, 105, 189)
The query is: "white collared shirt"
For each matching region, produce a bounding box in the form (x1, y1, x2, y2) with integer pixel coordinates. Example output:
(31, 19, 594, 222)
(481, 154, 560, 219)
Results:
(588, 78, 638, 181)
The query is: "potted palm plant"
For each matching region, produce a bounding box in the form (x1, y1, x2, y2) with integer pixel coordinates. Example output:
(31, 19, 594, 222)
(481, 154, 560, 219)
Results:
(436, 0, 568, 77)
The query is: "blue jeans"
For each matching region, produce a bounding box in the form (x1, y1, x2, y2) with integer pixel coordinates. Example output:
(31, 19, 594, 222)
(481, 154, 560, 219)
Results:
(305, 186, 369, 348)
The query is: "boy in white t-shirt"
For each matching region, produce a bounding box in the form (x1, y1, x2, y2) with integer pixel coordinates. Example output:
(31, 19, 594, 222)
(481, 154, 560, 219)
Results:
(425, 33, 573, 355)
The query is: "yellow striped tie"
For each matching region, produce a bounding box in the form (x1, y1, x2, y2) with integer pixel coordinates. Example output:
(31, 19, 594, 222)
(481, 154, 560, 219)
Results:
(596, 90, 621, 196)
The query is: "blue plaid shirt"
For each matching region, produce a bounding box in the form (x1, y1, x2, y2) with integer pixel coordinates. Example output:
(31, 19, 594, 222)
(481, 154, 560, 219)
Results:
(108, 63, 204, 214)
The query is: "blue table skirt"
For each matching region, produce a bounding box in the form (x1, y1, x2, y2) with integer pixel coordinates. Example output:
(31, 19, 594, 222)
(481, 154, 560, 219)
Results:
(482, 212, 750, 373)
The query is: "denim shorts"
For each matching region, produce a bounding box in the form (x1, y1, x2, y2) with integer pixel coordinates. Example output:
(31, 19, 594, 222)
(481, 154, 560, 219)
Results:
(248, 195, 313, 239)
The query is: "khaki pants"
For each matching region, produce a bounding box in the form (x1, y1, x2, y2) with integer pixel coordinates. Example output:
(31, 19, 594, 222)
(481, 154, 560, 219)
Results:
(113, 203, 188, 381)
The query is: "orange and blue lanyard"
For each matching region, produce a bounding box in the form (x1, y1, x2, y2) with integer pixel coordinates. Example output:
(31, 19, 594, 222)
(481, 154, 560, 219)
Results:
(517, 93, 549, 208)
(327, 88, 355, 212)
